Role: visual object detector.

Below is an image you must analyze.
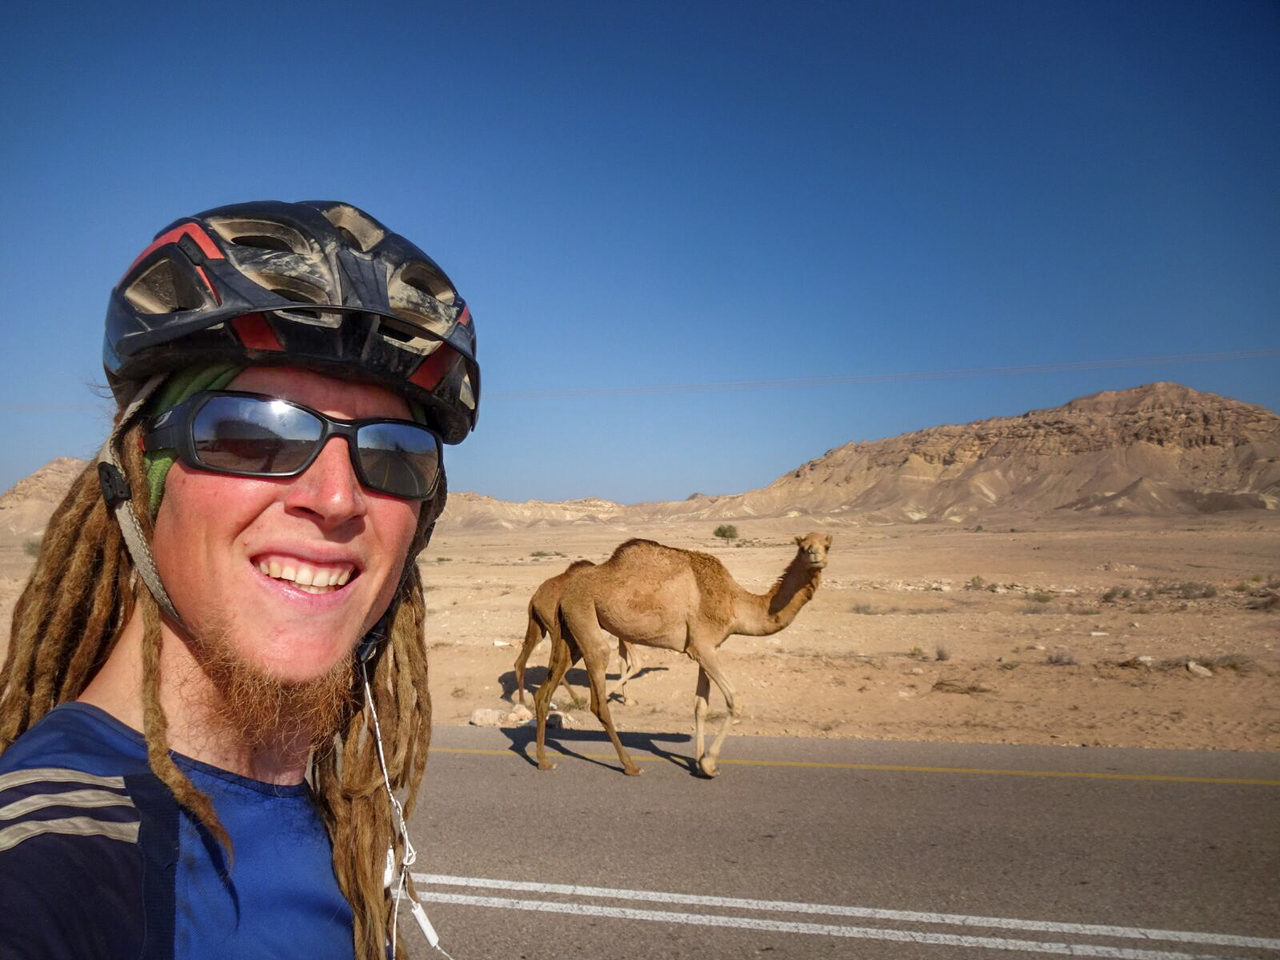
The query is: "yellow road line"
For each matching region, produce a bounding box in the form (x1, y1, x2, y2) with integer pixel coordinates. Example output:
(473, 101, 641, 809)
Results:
(431, 746, 1280, 786)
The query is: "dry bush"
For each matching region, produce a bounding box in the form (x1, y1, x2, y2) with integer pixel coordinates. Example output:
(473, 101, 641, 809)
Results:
(1047, 649, 1077, 666)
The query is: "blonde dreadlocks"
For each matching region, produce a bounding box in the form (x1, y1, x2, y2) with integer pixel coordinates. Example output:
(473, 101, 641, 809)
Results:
(0, 422, 435, 959)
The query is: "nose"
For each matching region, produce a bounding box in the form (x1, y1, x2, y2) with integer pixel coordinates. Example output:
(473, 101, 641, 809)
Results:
(283, 435, 367, 526)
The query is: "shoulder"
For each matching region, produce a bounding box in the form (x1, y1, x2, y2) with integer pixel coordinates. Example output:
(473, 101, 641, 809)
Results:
(0, 706, 155, 959)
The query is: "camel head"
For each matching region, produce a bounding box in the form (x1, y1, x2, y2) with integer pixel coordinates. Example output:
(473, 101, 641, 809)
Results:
(794, 532, 833, 570)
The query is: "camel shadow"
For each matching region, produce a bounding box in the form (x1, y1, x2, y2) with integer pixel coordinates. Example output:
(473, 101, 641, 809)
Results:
(497, 725, 699, 776)
(498, 664, 669, 705)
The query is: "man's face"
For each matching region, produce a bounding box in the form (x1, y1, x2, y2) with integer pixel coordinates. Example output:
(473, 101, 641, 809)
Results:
(150, 366, 422, 685)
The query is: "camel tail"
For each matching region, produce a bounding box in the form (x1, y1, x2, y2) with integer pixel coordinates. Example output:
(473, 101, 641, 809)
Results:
(514, 602, 547, 706)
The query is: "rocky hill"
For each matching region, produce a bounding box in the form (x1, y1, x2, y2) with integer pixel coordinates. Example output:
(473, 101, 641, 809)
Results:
(3, 383, 1277, 532)
(645, 382, 1279, 524)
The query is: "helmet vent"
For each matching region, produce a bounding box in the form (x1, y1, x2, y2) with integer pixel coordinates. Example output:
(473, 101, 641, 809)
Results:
(207, 217, 310, 256)
(231, 234, 294, 253)
(397, 263, 456, 304)
(321, 204, 385, 252)
(123, 257, 210, 314)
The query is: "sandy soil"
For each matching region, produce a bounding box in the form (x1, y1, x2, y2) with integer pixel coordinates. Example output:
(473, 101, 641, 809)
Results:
(2, 513, 1277, 752)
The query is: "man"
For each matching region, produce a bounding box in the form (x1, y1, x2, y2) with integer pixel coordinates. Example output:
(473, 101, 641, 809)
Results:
(0, 201, 479, 959)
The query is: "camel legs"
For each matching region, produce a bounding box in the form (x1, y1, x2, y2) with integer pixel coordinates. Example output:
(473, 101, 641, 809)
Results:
(688, 646, 739, 778)
(533, 628, 575, 771)
(581, 646, 641, 776)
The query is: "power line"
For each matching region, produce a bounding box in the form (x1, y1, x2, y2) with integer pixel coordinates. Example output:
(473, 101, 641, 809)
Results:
(489, 349, 1280, 402)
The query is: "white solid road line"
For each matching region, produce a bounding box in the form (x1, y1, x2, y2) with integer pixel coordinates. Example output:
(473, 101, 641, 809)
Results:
(413, 874, 1280, 954)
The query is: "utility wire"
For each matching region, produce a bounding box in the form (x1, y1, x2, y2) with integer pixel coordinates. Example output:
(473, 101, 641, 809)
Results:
(489, 348, 1280, 402)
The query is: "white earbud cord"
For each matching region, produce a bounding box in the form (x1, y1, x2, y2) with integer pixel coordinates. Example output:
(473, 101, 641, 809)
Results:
(361, 661, 456, 960)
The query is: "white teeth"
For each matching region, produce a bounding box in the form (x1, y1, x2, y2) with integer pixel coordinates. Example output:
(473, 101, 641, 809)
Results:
(258, 559, 355, 593)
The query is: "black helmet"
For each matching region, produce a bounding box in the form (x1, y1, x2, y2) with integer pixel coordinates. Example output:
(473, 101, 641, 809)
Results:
(104, 200, 478, 444)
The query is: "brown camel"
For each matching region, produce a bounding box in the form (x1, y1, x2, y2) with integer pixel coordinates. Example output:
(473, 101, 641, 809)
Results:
(535, 532, 832, 777)
(513, 560, 642, 707)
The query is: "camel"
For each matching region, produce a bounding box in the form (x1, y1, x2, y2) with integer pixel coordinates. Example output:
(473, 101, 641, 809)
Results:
(535, 532, 832, 777)
(513, 560, 642, 707)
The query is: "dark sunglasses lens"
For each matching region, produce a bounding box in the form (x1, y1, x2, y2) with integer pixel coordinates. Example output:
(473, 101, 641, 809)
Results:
(355, 422, 440, 499)
(191, 396, 322, 475)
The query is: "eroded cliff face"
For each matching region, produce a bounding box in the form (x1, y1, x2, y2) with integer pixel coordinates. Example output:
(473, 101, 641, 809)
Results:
(745, 383, 1280, 522)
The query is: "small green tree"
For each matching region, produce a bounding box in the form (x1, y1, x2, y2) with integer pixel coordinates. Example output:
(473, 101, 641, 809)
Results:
(713, 524, 739, 540)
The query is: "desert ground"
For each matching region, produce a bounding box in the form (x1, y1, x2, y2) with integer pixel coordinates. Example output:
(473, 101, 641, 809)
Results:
(2, 512, 1277, 753)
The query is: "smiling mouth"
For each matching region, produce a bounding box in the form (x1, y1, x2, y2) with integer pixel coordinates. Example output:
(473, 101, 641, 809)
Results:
(256, 558, 356, 595)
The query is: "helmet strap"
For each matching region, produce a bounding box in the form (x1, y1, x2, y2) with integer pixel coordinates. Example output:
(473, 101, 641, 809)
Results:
(96, 373, 188, 630)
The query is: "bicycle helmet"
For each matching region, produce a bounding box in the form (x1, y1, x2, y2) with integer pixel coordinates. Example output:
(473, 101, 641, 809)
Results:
(104, 200, 478, 444)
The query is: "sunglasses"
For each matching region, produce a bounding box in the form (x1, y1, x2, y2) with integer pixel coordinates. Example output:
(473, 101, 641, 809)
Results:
(143, 391, 443, 500)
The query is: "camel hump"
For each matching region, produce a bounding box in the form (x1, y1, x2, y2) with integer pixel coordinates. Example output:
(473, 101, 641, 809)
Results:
(608, 538, 667, 559)
(564, 559, 596, 572)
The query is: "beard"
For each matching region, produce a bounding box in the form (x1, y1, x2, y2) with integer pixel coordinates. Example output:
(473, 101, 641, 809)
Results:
(184, 622, 358, 759)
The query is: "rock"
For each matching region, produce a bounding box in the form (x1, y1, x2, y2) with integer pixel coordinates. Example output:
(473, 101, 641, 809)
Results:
(1186, 661, 1213, 679)
(492, 639, 512, 647)
(1137, 655, 1153, 665)
(506, 704, 533, 724)
(546, 711, 575, 728)
(468, 708, 506, 727)
(909, 667, 924, 676)
(1090, 631, 1108, 637)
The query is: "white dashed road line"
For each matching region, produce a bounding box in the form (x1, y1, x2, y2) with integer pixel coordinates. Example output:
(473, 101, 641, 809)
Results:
(413, 874, 1280, 959)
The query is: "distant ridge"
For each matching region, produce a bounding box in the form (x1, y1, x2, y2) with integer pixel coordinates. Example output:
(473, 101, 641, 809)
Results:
(443, 383, 1279, 527)
(3, 383, 1277, 533)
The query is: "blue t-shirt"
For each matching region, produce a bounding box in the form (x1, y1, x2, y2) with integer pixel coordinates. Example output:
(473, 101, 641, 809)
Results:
(0, 703, 355, 959)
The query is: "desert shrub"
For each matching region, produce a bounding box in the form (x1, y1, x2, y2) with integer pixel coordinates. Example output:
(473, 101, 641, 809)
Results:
(530, 550, 553, 557)
(966, 575, 986, 591)
(23, 538, 42, 558)
(1047, 649, 1077, 666)
(1030, 591, 1054, 604)
(935, 645, 951, 662)
(713, 524, 739, 540)
(1101, 586, 1132, 603)
(1158, 581, 1217, 600)
(1247, 592, 1279, 612)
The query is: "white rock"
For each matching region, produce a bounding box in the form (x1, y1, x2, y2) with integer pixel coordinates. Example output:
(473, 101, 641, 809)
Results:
(492, 639, 512, 647)
(506, 704, 533, 724)
(1090, 631, 1108, 637)
(468, 708, 506, 727)
(1186, 661, 1213, 679)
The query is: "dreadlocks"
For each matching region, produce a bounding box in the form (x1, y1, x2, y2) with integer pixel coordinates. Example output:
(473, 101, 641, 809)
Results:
(0, 424, 434, 959)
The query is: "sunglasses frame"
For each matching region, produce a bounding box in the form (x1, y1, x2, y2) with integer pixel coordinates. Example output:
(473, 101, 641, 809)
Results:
(142, 390, 443, 501)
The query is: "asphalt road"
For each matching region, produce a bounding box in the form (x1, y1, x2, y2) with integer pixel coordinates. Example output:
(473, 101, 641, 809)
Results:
(398, 727, 1280, 960)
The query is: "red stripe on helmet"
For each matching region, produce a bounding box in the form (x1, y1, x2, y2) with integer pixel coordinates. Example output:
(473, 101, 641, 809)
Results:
(232, 314, 283, 351)
(125, 223, 224, 276)
(457, 304, 471, 326)
(408, 346, 458, 391)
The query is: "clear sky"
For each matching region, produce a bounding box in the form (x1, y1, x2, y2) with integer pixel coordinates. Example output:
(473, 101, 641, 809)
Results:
(2, 0, 1277, 504)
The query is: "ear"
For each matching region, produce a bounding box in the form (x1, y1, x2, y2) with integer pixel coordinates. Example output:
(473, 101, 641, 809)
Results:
(824, 535, 833, 547)
(794, 535, 803, 545)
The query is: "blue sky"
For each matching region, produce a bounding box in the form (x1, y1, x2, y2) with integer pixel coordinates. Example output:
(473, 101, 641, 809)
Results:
(2, 0, 1277, 503)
